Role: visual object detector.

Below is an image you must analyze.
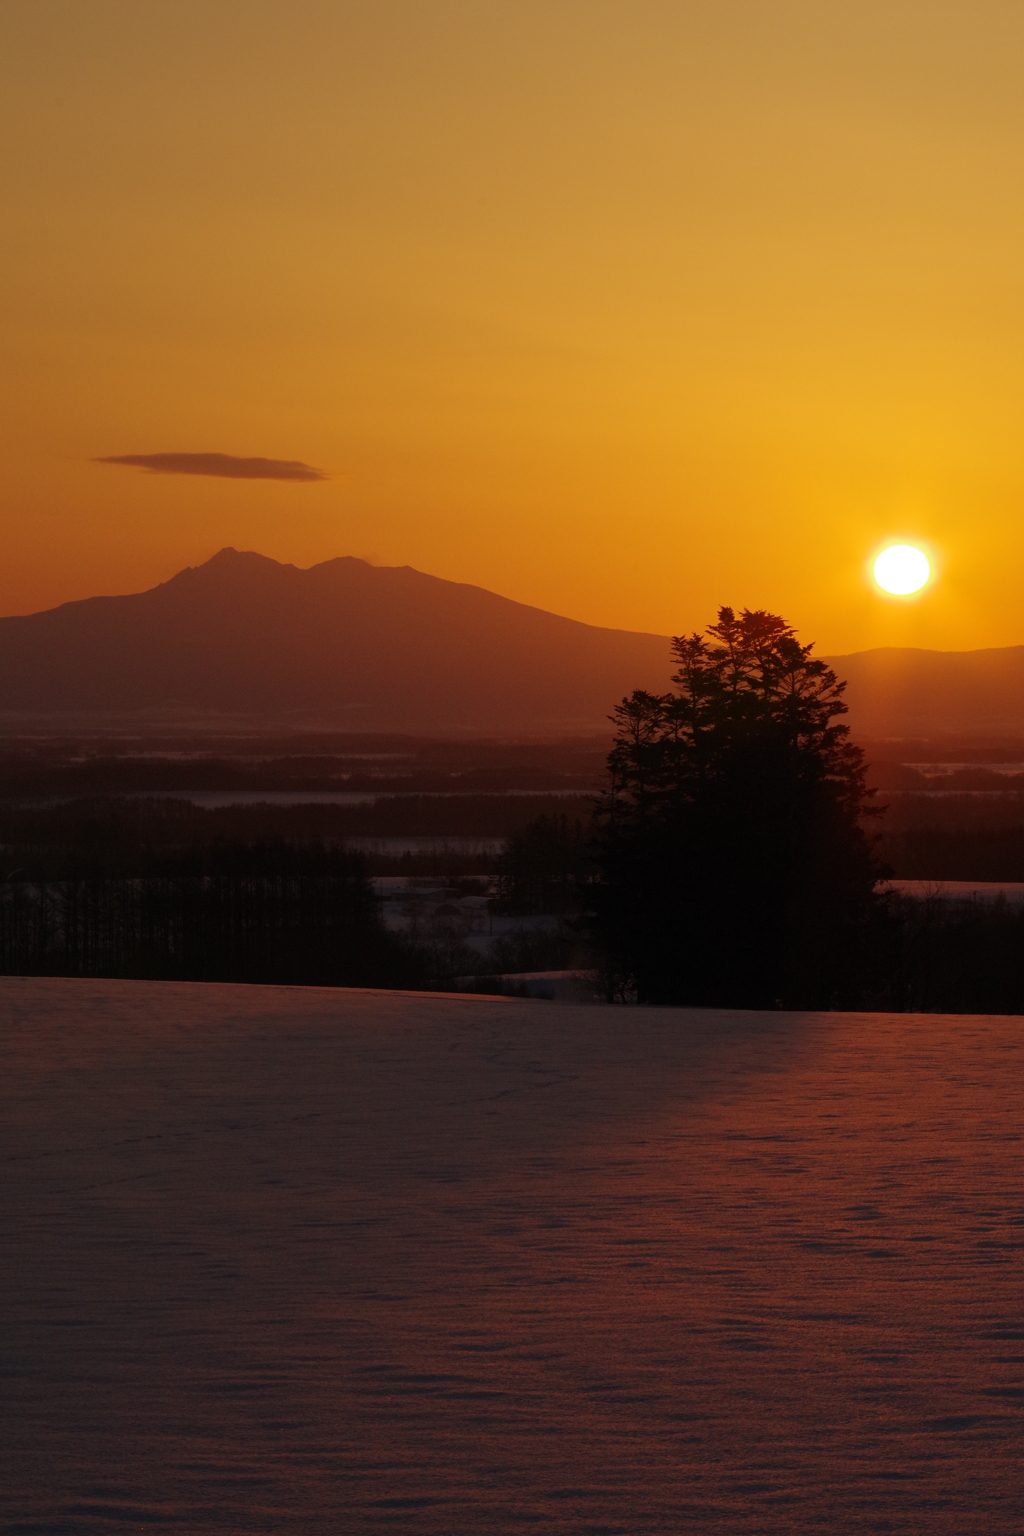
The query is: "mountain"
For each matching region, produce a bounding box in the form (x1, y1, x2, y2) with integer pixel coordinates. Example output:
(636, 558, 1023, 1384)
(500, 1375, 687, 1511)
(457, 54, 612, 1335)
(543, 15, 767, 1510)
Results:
(0, 550, 672, 732)
(4, 549, 1024, 737)
(821, 646, 1024, 737)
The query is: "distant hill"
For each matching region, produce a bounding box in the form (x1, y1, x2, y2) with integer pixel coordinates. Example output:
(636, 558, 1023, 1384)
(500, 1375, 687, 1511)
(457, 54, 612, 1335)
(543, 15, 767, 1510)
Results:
(822, 646, 1024, 738)
(3, 550, 1024, 737)
(0, 550, 671, 732)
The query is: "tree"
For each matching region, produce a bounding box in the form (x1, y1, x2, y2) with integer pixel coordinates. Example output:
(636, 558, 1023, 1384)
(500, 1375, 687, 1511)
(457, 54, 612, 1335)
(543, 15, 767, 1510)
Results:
(588, 607, 886, 1007)
(493, 813, 592, 915)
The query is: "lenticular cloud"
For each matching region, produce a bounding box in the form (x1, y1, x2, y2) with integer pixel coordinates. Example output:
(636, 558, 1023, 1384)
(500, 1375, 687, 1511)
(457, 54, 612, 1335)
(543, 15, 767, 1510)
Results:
(95, 452, 326, 482)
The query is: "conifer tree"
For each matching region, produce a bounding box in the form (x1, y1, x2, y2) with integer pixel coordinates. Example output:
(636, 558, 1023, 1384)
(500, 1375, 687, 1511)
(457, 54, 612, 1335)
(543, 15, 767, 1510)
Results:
(591, 607, 885, 1006)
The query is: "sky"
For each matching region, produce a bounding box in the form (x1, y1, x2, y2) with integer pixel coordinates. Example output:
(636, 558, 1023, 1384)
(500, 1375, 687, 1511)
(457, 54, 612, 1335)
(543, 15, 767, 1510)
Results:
(3, 0, 1024, 652)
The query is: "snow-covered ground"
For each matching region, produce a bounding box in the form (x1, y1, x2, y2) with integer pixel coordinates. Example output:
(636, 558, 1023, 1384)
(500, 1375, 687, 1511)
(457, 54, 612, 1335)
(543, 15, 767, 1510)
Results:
(882, 878, 1024, 905)
(375, 878, 562, 953)
(3, 979, 1023, 1532)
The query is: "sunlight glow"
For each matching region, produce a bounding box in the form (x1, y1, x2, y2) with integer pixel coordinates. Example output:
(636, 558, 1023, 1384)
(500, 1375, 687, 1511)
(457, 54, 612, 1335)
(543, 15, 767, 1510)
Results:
(873, 544, 931, 596)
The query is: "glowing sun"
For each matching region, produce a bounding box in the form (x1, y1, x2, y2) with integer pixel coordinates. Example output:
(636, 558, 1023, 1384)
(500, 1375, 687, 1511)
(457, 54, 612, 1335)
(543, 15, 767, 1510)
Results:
(873, 543, 931, 596)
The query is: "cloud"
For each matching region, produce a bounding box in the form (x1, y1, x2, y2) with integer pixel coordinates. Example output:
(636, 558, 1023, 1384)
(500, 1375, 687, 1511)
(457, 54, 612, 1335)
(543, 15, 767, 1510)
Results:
(94, 452, 327, 481)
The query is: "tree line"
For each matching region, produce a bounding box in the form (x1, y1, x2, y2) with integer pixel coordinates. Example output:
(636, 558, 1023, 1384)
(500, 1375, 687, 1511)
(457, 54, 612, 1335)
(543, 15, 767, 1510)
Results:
(0, 844, 415, 986)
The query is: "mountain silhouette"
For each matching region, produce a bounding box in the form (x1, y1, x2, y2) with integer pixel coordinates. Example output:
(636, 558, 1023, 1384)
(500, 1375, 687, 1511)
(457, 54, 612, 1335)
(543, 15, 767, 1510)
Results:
(3, 549, 1024, 736)
(820, 645, 1024, 738)
(0, 550, 671, 731)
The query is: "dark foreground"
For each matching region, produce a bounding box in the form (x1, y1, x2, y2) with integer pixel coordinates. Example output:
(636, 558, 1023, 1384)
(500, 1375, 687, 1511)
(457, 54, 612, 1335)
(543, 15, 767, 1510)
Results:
(2, 982, 1023, 1533)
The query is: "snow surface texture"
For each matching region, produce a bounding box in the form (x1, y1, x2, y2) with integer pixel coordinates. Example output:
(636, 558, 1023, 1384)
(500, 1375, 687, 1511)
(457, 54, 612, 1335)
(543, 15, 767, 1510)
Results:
(2, 979, 1023, 1533)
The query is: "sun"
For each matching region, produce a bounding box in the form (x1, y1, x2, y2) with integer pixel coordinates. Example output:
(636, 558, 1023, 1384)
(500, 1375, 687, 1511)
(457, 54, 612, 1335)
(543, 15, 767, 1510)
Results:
(873, 543, 931, 596)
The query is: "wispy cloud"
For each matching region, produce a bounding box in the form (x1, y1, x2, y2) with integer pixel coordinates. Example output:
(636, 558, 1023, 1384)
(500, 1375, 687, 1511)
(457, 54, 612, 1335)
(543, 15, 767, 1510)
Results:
(94, 452, 327, 482)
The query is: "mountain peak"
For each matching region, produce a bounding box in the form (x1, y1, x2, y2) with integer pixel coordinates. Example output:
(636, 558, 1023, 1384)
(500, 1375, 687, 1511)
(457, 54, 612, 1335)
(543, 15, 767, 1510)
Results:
(0, 552, 672, 730)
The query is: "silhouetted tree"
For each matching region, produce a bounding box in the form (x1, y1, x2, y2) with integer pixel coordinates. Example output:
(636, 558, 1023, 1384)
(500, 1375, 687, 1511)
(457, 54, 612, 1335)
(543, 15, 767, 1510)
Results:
(589, 607, 887, 1006)
(493, 814, 592, 914)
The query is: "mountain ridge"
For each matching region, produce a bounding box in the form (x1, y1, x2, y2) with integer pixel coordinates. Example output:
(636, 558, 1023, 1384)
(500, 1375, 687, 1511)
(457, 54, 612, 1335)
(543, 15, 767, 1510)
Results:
(4, 548, 1024, 736)
(0, 548, 671, 731)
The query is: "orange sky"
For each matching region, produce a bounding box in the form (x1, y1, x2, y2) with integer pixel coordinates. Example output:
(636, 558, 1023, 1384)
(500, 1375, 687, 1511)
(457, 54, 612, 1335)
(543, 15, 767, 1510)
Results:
(3, 1, 1024, 652)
